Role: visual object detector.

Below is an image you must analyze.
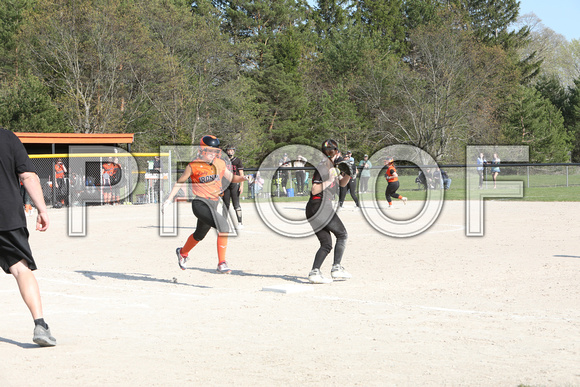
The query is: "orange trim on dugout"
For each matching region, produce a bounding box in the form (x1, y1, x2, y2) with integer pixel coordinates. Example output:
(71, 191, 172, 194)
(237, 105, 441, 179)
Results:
(15, 132, 134, 144)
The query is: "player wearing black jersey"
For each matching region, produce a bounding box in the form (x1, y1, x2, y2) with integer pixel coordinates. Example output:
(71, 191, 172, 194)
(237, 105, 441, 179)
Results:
(305, 139, 352, 284)
(222, 145, 245, 228)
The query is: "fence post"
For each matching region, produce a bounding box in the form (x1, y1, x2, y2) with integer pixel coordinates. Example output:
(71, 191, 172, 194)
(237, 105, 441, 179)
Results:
(527, 165, 530, 188)
(167, 150, 172, 202)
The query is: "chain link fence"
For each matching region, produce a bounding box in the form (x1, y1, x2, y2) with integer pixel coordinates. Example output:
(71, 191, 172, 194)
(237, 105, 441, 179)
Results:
(29, 153, 171, 208)
(250, 163, 580, 198)
(25, 153, 580, 208)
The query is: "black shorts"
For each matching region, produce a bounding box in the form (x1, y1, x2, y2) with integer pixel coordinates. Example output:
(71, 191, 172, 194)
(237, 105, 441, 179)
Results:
(0, 227, 37, 274)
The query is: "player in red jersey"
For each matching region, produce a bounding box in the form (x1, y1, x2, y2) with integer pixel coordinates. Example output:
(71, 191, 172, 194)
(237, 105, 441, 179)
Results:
(164, 135, 248, 274)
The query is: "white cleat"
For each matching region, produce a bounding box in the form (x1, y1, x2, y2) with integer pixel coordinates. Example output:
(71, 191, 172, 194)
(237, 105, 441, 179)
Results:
(331, 264, 352, 280)
(402, 197, 407, 205)
(176, 248, 189, 270)
(308, 269, 333, 284)
(216, 261, 232, 274)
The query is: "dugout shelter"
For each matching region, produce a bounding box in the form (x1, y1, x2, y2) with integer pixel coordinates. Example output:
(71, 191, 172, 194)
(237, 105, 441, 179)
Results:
(15, 132, 134, 206)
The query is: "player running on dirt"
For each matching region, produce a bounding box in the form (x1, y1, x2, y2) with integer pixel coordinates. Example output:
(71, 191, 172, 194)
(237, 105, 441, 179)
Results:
(384, 157, 407, 209)
(163, 135, 248, 274)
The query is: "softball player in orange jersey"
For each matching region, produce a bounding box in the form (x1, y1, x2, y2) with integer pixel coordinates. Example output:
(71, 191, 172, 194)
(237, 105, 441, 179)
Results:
(164, 135, 248, 274)
(384, 157, 407, 208)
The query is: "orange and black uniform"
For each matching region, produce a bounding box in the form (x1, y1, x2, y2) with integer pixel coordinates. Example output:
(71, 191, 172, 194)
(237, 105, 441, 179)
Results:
(54, 163, 65, 179)
(54, 161, 66, 206)
(101, 162, 116, 187)
(110, 162, 122, 202)
(187, 157, 230, 241)
(385, 164, 403, 204)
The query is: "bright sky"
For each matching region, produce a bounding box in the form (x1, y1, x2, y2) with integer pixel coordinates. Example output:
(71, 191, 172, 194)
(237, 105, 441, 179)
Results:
(518, 0, 580, 41)
(304, 0, 579, 41)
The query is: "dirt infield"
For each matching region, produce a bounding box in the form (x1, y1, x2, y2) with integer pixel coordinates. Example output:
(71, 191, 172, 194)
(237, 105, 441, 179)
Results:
(1, 200, 579, 386)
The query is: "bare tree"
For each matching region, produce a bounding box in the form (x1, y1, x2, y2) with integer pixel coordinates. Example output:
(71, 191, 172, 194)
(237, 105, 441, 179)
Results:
(515, 12, 577, 87)
(361, 25, 515, 162)
(19, 0, 152, 134)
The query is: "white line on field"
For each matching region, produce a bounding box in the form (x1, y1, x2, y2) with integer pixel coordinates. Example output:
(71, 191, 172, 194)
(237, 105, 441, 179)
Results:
(310, 295, 576, 322)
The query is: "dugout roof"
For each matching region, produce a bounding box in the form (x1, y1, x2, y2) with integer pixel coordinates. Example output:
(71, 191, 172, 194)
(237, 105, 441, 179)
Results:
(15, 132, 134, 154)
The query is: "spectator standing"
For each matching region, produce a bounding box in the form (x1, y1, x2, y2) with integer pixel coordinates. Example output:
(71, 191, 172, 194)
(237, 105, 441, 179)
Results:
(278, 153, 292, 196)
(491, 153, 501, 189)
(477, 153, 486, 189)
(294, 155, 307, 195)
(250, 172, 264, 199)
(441, 169, 452, 190)
(338, 151, 360, 208)
(152, 155, 161, 203)
(101, 157, 116, 205)
(110, 157, 122, 204)
(358, 154, 372, 193)
(54, 158, 67, 207)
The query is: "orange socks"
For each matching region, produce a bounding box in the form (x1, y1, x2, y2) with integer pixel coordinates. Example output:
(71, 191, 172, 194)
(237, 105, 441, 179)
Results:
(217, 234, 228, 264)
(181, 234, 199, 256)
(181, 234, 228, 264)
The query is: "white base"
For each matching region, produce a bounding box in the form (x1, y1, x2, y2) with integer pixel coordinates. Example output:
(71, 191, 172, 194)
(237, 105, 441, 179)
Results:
(261, 284, 314, 294)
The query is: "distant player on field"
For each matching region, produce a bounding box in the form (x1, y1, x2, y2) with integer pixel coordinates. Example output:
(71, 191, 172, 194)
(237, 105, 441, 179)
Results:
(384, 157, 407, 209)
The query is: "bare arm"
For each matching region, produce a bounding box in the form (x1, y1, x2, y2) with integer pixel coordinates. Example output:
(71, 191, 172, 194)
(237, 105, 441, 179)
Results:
(338, 172, 351, 187)
(238, 169, 245, 194)
(19, 172, 49, 231)
(164, 165, 192, 203)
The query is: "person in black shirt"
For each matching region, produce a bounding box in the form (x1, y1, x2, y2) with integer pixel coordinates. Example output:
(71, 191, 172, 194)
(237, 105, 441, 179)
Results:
(305, 139, 352, 284)
(222, 145, 245, 228)
(0, 128, 56, 347)
(338, 150, 360, 208)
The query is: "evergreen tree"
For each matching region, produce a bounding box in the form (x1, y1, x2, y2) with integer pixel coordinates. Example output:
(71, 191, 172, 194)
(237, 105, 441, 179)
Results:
(500, 85, 570, 162)
(0, 0, 31, 79)
(0, 73, 65, 132)
(564, 79, 580, 162)
(348, 0, 406, 53)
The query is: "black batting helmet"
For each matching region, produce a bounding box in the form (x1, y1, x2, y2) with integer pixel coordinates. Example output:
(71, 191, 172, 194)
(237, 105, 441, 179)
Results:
(321, 139, 338, 152)
(200, 135, 220, 148)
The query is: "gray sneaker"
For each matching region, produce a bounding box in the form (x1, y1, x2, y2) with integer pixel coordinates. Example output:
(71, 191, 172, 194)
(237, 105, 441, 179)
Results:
(33, 325, 56, 347)
(331, 264, 352, 280)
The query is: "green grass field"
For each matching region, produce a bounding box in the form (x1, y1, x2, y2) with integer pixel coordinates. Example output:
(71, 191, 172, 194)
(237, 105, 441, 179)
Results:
(256, 173, 580, 203)
(127, 170, 580, 203)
